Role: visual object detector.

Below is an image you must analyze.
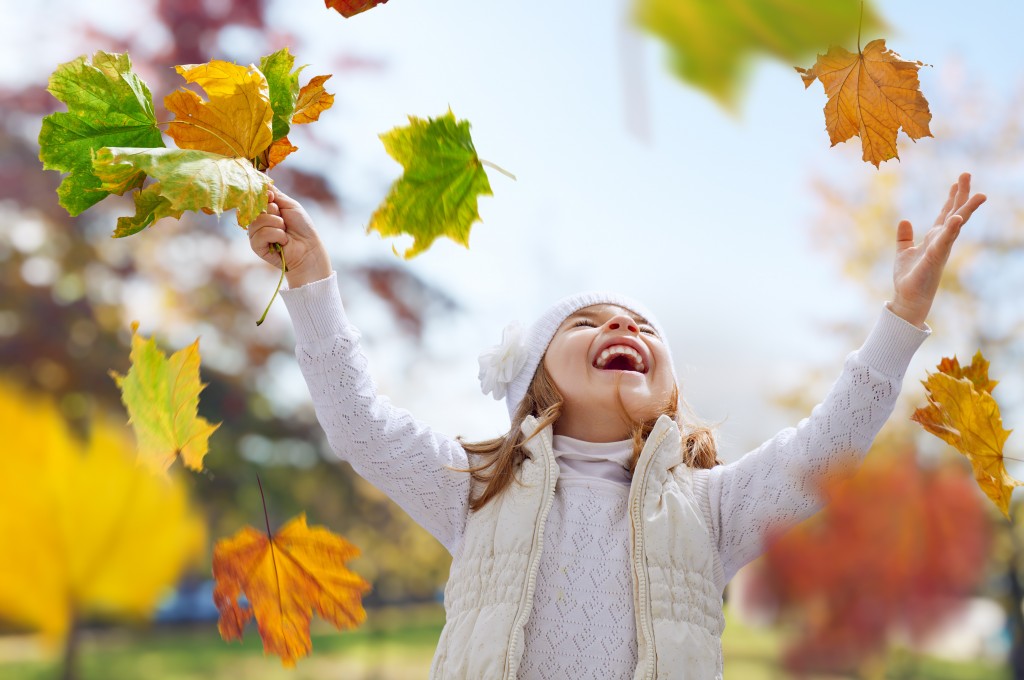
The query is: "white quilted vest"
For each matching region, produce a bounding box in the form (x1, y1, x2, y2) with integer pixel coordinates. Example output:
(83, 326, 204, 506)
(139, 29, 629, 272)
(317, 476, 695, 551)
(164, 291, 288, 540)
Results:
(430, 414, 727, 679)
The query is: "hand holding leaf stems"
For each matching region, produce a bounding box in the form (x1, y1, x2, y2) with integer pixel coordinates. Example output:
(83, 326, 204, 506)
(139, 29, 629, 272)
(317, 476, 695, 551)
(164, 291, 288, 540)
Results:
(249, 188, 332, 323)
(889, 172, 986, 329)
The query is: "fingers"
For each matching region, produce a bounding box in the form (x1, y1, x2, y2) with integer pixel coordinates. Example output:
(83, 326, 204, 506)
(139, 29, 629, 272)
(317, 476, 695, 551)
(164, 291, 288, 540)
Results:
(953, 192, 987, 225)
(269, 187, 303, 211)
(953, 172, 970, 213)
(934, 183, 956, 226)
(248, 214, 289, 258)
(896, 219, 914, 251)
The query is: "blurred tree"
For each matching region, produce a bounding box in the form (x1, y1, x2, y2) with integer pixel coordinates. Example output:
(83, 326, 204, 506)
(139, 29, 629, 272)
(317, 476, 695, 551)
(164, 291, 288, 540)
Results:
(761, 76, 1024, 674)
(0, 0, 460, 614)
(747, 449, 991, 676)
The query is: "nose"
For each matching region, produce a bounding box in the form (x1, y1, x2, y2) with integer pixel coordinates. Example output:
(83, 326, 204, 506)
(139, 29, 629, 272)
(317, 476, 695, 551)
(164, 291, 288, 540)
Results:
(605, 315, 639, 334)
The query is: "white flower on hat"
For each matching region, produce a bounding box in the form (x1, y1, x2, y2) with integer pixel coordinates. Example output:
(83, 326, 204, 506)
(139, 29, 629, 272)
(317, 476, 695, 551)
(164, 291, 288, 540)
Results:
(478, 321, 528, 400)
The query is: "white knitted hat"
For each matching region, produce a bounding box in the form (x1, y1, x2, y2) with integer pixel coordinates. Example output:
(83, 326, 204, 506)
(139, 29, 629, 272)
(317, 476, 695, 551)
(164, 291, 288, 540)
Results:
(477, 291, 677, 419)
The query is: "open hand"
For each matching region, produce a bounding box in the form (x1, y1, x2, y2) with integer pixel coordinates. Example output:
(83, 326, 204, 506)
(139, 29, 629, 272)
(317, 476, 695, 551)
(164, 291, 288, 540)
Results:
(248, 188, 332, 288)
(889, 172, 986, 328)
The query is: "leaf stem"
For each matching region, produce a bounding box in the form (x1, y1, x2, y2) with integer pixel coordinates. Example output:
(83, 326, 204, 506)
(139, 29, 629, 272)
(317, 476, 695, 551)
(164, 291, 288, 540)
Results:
(256, 472, 273, 539)
(480, 158, 517, 181)
(857, 0, 864, 53)
(256, 243, 286, 326)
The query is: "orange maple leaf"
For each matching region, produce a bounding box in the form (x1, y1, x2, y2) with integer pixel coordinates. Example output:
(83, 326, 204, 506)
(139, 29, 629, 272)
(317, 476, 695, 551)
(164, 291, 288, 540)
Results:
(292, 75, 335, 125)
(325, 0, 388, 19)
(912, 353, 1022, 518)
(212, 513, 370, 666)
(261, 137, 299, 171)
(796, 39, 932, 167)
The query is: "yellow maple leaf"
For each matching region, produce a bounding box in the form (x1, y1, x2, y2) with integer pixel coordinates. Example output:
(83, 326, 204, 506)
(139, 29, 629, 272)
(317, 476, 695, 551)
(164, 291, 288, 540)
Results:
(164, 60, 274, 161)
(912, 355, 1022, 518)
(291, 74, 335, 125)
(0, 381, 206, 641)
(109, 322, 220, 474)
(796, 39, 932, 167)
(213, 513, 370, 667)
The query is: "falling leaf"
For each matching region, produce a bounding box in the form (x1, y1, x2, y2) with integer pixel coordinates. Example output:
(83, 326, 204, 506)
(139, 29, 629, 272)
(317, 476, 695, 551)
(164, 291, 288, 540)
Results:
(38, 51, 165, 216)
(292, 75, 335, 124)
(213, 514, 370, 667)
(93, 147, 272, 231)
(0, 381, 206, 641)
(109, 321, 221, 474)
(796, 39, 932, 167)
(325, 0, 389, 19)
(912, 353, 1021, 518)
(164, 60, 275, 160)
(368, 110, 494, 258)
(633, 0, 883, 108)
(934, 351, 999, 395)
(259, 48, 304, 141)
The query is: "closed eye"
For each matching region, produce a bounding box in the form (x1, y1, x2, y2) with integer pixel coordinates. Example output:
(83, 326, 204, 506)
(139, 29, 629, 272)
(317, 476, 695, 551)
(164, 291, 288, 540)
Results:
(570, 319, 597, 329)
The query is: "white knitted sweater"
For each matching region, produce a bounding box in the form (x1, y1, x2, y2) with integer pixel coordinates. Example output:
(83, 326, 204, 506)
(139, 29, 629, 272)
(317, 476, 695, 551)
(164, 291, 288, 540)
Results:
(280, 273, 931, 679)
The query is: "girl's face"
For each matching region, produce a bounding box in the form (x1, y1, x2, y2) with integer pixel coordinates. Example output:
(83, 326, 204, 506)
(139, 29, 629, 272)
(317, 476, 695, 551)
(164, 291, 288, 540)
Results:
(542, 304, 676, 438)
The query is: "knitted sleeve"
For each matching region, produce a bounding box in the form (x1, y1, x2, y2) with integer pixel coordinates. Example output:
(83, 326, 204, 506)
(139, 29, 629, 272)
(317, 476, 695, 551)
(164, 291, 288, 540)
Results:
(693, 303, 931, 584)
(279, 273, 471, 555)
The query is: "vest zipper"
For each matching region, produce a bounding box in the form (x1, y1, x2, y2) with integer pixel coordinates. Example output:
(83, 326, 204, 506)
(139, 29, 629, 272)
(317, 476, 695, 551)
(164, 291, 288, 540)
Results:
(630, 426, 671, 680)
(503, 436, 558, 679)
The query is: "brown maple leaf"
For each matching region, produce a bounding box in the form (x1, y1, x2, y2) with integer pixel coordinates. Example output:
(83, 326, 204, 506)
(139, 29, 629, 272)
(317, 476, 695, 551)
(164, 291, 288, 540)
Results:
(796, 39, 932, 167)
(212, 513, 370, 666)
(912, 353, 1022, 518)
(325, 0, 389, 19)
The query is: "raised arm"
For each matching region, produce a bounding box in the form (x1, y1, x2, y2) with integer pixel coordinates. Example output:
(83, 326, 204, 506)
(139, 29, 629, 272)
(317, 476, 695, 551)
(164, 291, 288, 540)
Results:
(249, 190, 471, 554)
(695, 172, 986, 583)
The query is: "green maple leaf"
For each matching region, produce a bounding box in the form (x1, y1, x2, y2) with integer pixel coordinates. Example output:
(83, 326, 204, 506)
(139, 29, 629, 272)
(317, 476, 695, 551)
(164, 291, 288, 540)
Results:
(110, 322, 221, 474)
(93, 147, 272, 235)
(259, 48, 303, 142)
(38, 51, 165, 216)
(368, 111, 494, 259)
(633, 0, 885, 107)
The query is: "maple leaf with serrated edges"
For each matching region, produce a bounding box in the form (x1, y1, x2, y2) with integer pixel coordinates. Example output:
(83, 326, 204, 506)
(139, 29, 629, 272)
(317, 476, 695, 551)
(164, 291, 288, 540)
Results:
(164, 60, 274, 160)
(213, 513, 370, 667)
(796, 39, 933, 168)
(109, 322, 220, 474)
(633, 0, 883, 108)
(0, 381, 205, 641)
(325, 0, 389, 18)
(94, 147, 272, 233)
(912, 353, 1022, 518)
(38, 51, 165, 216)
(368, 110, 495, 259)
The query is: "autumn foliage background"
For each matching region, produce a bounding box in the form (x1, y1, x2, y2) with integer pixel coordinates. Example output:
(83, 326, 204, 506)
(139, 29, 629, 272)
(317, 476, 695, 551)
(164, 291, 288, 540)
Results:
(2, 0, 1024, 678)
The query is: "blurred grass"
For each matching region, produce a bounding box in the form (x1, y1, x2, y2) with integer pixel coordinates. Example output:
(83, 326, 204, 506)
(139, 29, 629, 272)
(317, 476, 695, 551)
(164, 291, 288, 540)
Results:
(0, 604, 1009, 679)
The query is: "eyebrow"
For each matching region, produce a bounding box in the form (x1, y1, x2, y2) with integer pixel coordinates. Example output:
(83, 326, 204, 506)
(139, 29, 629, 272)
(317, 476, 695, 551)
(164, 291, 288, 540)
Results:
(564, 308, 651, 327)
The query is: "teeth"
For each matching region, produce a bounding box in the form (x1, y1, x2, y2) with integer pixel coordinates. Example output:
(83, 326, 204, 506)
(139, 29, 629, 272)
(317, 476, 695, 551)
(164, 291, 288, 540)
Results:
(594, 345, 646, 372)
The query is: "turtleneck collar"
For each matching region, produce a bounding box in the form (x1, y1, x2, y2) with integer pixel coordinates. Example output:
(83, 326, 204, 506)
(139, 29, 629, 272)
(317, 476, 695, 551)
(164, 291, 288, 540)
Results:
(551, 434, 634, 487)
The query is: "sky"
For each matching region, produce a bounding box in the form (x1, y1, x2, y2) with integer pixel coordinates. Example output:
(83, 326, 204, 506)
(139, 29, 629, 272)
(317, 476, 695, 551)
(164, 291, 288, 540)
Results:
(3, 0, 1023, 458)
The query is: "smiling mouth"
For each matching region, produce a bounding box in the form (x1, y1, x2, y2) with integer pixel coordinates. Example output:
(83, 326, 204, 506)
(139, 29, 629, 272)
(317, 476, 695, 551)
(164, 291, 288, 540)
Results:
(593, 346, 647, 373)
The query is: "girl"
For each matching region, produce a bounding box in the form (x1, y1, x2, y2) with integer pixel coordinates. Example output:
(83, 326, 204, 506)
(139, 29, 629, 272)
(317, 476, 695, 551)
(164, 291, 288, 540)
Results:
(248, 173, 985, 679)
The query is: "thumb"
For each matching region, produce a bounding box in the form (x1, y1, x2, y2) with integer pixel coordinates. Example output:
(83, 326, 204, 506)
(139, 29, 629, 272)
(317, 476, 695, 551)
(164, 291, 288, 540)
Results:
(270, 187, 304, 211)
(896, 220, 914, 251)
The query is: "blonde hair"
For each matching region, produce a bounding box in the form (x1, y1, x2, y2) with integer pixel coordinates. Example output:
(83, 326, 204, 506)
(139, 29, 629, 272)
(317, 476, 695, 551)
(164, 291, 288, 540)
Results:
(458, 363, 721, 512)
